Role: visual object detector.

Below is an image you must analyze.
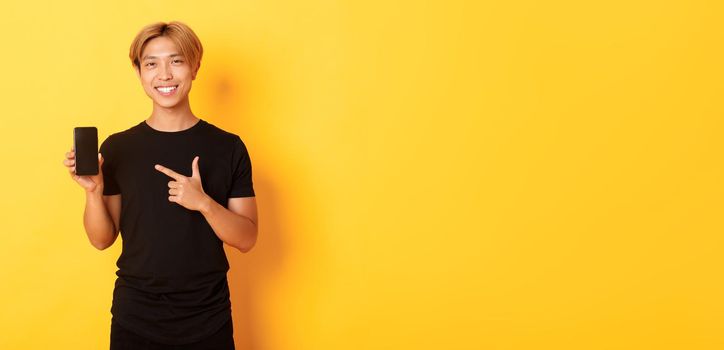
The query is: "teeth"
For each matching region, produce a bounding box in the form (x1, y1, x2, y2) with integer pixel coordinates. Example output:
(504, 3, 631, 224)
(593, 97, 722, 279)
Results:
(156, 85, 177, 93)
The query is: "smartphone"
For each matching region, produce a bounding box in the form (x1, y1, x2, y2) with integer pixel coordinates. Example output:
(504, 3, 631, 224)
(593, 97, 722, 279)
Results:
(73, 127, 99, 175)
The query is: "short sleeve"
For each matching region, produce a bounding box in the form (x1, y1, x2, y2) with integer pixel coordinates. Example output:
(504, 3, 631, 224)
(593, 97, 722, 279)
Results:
(228, 136, 255, 198)
(99, 136, 121, 196)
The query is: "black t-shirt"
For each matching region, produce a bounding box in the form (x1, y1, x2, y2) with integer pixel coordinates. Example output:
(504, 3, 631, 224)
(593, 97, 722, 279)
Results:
(99, 118, 255, 345)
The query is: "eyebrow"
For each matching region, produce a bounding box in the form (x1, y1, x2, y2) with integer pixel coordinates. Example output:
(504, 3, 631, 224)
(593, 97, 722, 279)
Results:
(142, 53, 184, 61)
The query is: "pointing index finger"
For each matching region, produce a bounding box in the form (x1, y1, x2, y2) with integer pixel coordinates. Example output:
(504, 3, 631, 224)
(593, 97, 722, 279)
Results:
(154, 164, 183, 180)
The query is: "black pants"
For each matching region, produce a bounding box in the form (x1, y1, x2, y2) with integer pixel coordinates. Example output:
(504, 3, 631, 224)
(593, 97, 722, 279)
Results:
(110, 318, 235, 350)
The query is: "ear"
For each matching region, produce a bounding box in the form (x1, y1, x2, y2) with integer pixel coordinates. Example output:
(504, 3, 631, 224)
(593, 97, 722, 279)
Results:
(192, 64, 199, 80)
(134, 66, 141, 80)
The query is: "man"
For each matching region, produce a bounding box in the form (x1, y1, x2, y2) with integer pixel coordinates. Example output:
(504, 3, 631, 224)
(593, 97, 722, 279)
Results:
(62, 21, 257, 349)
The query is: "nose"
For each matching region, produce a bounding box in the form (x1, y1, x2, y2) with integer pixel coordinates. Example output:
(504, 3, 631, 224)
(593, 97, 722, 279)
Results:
(158, 62, 173, 80)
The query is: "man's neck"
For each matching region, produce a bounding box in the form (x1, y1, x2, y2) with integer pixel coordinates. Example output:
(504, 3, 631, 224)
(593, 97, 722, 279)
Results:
(147, 99, 199, 132)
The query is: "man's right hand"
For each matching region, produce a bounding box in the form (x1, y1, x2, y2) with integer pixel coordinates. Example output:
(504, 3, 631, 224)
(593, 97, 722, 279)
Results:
(64, 147, 105, 194)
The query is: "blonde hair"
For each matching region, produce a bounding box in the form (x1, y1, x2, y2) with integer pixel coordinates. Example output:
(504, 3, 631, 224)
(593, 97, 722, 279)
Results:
(129, 21, 203, 73)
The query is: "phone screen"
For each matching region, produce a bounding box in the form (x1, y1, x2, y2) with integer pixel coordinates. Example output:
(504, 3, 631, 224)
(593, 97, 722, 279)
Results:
(73, 127, 98, 176)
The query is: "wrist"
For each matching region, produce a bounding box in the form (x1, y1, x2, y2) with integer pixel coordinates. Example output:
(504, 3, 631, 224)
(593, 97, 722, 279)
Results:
(86, 186, 104, 198)
(199, 195, 216, 215)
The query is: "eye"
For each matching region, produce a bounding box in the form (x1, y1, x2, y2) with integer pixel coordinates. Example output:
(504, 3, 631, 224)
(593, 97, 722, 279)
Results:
(173, 59, 183, 64)
(145, 62, 156, 68)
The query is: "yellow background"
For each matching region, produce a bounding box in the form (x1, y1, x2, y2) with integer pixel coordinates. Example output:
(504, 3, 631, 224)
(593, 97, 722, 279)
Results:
(1, 0, 723, 349)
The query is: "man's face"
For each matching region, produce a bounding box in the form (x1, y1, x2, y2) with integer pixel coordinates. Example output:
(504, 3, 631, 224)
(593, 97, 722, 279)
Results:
(135, 36, 197, 108)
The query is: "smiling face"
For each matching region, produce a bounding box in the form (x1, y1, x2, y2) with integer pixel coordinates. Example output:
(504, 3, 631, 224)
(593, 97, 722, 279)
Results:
(135, 36, 198, 109)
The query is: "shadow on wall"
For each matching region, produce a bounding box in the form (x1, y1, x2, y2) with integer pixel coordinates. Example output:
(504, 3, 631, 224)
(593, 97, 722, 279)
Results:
(223, 181, 286, 350)
(200, 43, 289, 350)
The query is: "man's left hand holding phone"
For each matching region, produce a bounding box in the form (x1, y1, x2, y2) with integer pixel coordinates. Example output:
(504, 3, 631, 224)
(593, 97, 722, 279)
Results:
(64, 127, 121, 251)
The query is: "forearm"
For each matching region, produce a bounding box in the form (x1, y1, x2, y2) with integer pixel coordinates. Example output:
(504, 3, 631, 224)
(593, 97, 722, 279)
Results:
(200, 196, 257, 253)
(83, 190, 116, 250)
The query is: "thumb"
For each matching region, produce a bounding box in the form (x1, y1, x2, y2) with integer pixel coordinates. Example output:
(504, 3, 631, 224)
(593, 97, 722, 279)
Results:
(191, 156, 200, 179)
(98, 153, 104, 173)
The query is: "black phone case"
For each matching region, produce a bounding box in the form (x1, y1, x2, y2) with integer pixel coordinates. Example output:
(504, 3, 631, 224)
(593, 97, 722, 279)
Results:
(73, 127, 99, 176)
